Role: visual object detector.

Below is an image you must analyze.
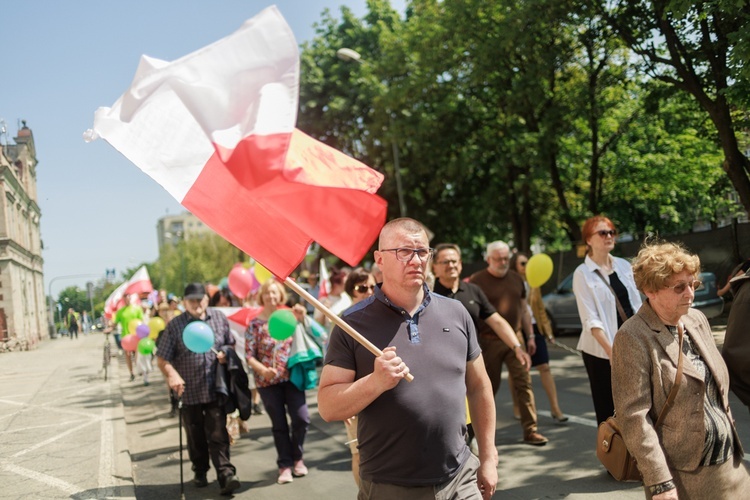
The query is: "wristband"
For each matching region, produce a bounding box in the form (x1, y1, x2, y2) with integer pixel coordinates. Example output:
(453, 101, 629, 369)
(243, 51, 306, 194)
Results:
(649, 480, 676, 495)
(512, 343, 522, 351)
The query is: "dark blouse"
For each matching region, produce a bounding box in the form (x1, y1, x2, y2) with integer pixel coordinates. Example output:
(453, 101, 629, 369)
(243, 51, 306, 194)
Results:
(609, 271, 635, 328)
(667, 325, 734, 466)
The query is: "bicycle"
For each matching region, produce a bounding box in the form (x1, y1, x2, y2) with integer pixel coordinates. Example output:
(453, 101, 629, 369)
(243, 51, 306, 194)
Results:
(103, 329, 113, 381)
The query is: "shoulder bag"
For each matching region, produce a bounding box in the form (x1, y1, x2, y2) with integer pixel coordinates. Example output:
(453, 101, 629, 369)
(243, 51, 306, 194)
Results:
(596, 322, 684, 481)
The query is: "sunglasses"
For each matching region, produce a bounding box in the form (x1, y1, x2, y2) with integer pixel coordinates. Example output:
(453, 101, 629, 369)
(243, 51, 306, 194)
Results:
(596, 230, 616, 238)
(665, 280, 704, 294)
(518, 261, 528, 267)
(354, 284, 376, 294)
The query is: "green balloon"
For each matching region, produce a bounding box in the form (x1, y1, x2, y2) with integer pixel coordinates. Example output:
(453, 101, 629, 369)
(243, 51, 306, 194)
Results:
(268, 309, 297, 341)
(137, 337, 156, 355)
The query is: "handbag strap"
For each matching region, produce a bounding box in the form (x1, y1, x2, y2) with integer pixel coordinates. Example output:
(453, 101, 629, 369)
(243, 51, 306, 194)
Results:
(653, 323, 684, 429)
(594, 269, 629, 324)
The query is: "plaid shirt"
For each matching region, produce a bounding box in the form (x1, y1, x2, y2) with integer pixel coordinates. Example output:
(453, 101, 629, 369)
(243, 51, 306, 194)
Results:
(245, 317, 292, 388)
(157, 308, 234, 405)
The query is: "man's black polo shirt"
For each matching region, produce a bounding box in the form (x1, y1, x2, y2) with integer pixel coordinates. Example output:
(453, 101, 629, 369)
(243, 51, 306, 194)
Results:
(433, 279, 497, 329)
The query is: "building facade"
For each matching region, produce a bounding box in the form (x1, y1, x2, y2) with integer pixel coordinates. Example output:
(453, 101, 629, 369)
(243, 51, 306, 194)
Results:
(156, 211, 216, 250)
(0, 122, 45, 350)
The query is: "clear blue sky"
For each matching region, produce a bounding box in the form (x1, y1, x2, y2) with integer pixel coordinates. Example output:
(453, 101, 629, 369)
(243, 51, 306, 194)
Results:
(1, 1, 402, 298)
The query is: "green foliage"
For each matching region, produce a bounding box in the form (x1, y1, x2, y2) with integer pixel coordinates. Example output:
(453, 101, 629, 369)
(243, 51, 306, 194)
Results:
(149, 233, 242, 295)
(296, 0, 742, 258)
(56, 286, 90, 319)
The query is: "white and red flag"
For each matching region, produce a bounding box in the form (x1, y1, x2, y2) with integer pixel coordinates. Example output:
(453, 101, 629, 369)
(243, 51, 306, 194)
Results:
(124, 265, 154, 296)
(318, 258, 330, 300)
(86, 6, 386, 279)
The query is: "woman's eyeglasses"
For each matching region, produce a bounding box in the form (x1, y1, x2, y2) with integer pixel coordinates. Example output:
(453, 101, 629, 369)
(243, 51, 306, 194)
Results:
(596, 230, 616, 238)
(665, 280, 704, 294)
(354, 284, 376, 294)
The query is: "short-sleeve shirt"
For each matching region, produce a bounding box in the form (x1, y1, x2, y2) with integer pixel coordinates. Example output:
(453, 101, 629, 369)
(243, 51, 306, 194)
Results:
(470, 269, 526, 333)
(324, 284, 480, 486)
(157, 308, 234, 405)
(245, 317, 293, 388)
(433, 280, 497, 330)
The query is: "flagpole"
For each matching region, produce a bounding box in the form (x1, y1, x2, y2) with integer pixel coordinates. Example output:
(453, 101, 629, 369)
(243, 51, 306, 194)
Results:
(284, 277, 414, 382)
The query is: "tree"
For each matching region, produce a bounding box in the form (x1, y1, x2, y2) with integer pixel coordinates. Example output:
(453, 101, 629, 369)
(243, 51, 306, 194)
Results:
(56, 286, 89, 322)
(149, 233, 243, 294)
(596, 0, 750, 215)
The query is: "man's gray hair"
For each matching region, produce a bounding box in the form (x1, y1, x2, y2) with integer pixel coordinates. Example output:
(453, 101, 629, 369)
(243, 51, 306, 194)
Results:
(486, 240, 510, 256)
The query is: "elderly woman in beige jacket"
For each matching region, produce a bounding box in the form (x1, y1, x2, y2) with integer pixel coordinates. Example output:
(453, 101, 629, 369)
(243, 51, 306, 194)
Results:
(612, 241, 750, 499)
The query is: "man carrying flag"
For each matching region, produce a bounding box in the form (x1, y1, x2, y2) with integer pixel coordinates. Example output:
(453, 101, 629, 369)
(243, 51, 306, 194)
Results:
(318, 218, 498, 499)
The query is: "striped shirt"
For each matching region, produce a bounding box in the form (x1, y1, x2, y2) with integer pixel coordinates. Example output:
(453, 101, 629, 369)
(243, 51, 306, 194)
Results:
(669, 325, 734, 465)
(157, 308, 234, 405)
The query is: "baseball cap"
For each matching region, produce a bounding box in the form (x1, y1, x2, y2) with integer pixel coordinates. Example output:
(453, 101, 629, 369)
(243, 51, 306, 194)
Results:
(184, 283, 207, 300)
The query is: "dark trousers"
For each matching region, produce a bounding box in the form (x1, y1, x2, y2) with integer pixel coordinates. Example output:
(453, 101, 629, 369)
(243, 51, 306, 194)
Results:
(258, 381, 310, 468)
(582, 351, 614, 424)
(182, 400, 235, 481)
(479, 336, 538, 435)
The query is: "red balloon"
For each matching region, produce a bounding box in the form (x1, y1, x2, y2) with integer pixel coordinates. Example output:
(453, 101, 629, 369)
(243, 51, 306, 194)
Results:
(228, 265, 255, 300)
(122, 334, 139, 352)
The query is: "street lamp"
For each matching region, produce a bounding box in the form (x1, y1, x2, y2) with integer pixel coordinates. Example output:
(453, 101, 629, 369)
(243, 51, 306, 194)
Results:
(336, 47, 407, 217)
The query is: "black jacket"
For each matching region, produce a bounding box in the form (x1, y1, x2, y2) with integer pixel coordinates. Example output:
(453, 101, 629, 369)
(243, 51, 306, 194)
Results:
(215, 347, 252, 420)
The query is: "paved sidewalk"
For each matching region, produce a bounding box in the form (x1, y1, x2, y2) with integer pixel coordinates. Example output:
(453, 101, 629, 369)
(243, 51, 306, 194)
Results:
(1, 320, 747, 499)
(118, 339, 644, 500)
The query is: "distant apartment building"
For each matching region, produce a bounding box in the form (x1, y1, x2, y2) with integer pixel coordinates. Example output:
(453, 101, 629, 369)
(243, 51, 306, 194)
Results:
(156, 212, 216, 250)
(0, 121, 45, 349)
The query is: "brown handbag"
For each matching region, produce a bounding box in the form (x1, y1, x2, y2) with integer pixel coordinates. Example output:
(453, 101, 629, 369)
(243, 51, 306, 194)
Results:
(596, 323, 685, 481)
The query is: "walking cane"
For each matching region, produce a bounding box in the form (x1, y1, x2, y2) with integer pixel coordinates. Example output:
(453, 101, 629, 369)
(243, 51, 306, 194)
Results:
(177, 393, 185, 500)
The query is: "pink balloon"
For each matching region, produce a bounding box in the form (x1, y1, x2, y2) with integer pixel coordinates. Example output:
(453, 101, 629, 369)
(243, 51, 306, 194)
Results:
(122, 334, 139, 352)
(228, 265, 256, 299)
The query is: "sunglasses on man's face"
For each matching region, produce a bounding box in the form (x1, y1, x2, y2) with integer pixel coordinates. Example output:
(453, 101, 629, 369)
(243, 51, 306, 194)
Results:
(354, 284, 376, 294)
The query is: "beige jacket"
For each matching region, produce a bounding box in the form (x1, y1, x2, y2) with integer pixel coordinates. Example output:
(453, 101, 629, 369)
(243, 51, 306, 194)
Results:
(611, 301, 743, 487)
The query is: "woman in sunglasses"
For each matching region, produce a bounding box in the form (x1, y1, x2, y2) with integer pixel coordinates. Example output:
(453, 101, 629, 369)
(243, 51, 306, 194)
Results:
(344, 267, 377, 306)
(611, 241, 750, 499)
(573, 215, 642, 426)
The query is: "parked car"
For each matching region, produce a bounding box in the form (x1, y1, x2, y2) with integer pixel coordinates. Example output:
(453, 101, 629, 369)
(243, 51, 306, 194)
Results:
(542, 271, 724, 335)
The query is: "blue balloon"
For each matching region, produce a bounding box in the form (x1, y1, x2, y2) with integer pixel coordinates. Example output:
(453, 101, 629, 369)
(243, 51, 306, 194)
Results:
(182, 321, 215, 354)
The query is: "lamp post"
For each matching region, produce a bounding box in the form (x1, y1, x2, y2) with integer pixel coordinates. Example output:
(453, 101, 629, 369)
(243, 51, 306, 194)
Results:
(336, 47, 407, 217)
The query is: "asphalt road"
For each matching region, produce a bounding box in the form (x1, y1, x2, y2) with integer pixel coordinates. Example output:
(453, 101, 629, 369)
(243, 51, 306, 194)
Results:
(1, 318, 748, 499)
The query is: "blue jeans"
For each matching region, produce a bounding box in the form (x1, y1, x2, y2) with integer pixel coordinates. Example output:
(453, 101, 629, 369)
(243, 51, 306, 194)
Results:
(258, 381, 310, 468)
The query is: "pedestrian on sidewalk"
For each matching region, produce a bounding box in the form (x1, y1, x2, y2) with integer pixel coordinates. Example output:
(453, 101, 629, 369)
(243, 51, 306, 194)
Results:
(613, 241, 750, 499)
(573, 215, 641, 425)
(157, 282, 241, 496)
(510, 251, 568, 423)
(245, 278, 311, 485)
(319, 218, 498, 499)
(66, 308, 80, 339)
(431, 243, 532, 451)
(470, 240, 549, 446)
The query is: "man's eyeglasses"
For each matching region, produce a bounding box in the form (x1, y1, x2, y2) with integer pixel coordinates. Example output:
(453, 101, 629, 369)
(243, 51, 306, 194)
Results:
(665, 280, 704, 294)
(380, 247, 434, 262)
(436, 259, 460, 266)
(596, 230, 616, 238)
(354, 284, 376, 294)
